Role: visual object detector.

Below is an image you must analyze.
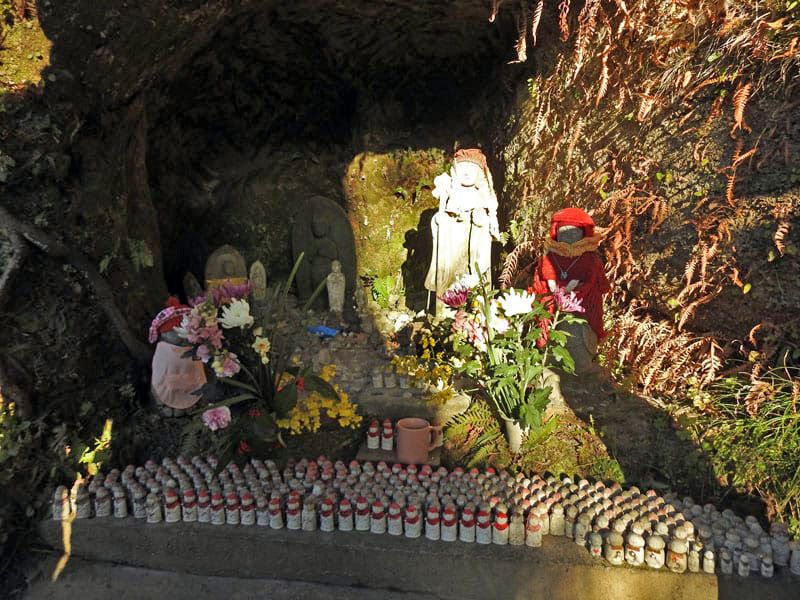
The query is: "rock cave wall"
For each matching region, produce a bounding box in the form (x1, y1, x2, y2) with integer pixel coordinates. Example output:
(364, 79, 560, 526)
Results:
(0, 0, 524, 416)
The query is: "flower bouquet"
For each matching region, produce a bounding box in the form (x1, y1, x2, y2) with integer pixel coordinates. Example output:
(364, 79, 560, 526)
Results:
(439, 272, 586, 451)
(169, 255, 361, 461)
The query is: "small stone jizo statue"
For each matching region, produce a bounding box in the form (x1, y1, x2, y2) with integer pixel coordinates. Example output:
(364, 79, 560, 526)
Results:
(326, 260, 346, 316)
(530, 208, 610, 372)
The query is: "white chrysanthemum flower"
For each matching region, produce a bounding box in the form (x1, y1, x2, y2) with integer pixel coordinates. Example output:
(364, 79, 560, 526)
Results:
(219, 299, 254, 329)
(497, 288, 535, 317)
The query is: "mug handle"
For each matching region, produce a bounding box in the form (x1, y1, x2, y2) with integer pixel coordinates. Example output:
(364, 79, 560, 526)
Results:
(428, 425, 444, 451)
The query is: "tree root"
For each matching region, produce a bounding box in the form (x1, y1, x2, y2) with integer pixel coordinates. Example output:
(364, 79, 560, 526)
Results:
(0, 203, 153, 364)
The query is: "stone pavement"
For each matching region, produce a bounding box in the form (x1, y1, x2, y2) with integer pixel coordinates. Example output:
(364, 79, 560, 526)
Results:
(33, 518, 796, 600)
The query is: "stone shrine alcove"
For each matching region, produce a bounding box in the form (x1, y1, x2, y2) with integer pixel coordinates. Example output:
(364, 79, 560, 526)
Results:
(144, 1, 524, 308)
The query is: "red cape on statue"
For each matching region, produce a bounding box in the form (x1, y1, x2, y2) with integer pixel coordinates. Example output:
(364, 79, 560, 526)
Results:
(529, 208, 610, 340)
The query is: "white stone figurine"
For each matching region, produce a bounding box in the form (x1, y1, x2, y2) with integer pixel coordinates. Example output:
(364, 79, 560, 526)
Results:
(198, 490, 212, 523)
(240, 493, 256, 526)
(163, 489, 181, 523)
(492, 504, 509, 545)
(549, 503, 565, 536)
(380, 419, 394, 451)
(366, 420, 380, 450)
(476, 504, 492, 545)
(112, 486, 128, 519)
(75, 486, 91, 519)
(370, 500, 387, 535)
(326, 260, 346, 315)
(645, 535, 666, 569)
(760, 555, 774, 578)
(268, 497, 284, 529)
(286, 494, 302, 530)
(525, 513, 543, 548)
(225, 492, 240, 526)
(605, 532, 625, 566)
(508, 511, 525, 546)
(145, 493, 162, 524)
(132, 486, 147, 519)
(387, 503, 403, 536)
(94, 487, 111, 518)
(355, 496, 370, 532)
(425, 505, 441, 541)
(790, 541, 800, 576)
(667, 538, 688, 573)
(404, 504, 422, 539)
(319, 499, 335, 532)
(688, 545, 701, 573)
(460, 505, 476, 543)
(211, 492, 226, 525)
(737, 553, 751, 577)
(301, 498, 317, 532)
(588, 532, 603, 558)
(625, 524, 645, 566)
(425, 148, 500, 301)
(181, 489, 198, 523)
(720, 548, 734, 575)
(338, 499, 354, 532)
(441, 505, 458, 542)
(703, 549, 716, 574)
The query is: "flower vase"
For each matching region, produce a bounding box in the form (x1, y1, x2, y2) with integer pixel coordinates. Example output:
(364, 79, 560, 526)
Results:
(501, 417, 528, 453)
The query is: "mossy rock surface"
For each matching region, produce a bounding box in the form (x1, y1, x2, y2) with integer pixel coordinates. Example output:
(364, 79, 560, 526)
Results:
(345, 149, 448, 308)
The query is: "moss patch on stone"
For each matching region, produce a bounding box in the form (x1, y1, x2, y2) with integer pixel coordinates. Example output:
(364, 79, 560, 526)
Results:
(345, 148, 448, 307)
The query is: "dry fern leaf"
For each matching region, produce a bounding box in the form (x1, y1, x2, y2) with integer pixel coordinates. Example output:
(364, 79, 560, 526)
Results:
(731, 82, 753, 134)
(558, 0, 571, 41)
(514, 5, 529, 63)
(490, 0, 505, 22)
(531, 0, 544, 46)
(595, 44, 611, 107)
(725, 173, 736, 205)
(773, 220, 790, 256)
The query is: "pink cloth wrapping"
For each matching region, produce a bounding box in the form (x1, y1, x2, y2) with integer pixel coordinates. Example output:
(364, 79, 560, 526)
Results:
(151, 342, 206, 409)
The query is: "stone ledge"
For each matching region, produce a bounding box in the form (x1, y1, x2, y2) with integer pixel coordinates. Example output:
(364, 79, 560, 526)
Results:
(356, 390, 470, 424)
(37, 518, 728, 600)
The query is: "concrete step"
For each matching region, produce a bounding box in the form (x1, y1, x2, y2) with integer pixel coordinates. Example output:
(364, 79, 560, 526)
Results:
(27, 556, 423, 600)
(37, 518, 795, 600)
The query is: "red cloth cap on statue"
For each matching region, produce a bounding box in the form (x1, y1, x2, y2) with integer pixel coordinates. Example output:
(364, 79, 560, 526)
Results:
(158, 297, 187, 334)
(549, 207, 595, 239)
(453, 148, 488, 172)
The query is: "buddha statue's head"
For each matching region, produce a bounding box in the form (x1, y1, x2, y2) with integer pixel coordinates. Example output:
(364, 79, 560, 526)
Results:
(330, 259, 342, 274)
(556, 225, 584, 245)
(312, 210, 331, 238)
(453, 161, 484, 188)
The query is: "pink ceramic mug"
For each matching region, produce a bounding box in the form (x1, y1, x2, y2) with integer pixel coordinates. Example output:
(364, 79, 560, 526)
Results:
(395, 418, 443, 465)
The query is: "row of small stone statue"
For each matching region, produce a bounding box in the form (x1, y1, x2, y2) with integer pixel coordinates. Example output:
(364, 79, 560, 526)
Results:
(52, 455, 800, 578)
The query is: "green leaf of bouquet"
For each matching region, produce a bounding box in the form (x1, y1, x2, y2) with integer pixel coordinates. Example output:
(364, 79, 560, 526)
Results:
(304, 374, 339, 399)
(273, 385, 298, 418)
(219, 377, 260, 395)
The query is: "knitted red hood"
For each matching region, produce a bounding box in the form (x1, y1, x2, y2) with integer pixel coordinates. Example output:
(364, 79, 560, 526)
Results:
(549, 208, 596, 239)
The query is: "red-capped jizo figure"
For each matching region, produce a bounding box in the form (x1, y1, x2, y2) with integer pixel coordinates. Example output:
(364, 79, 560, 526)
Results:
(530, 208, 610, 372)
(149, 297, 207, 415)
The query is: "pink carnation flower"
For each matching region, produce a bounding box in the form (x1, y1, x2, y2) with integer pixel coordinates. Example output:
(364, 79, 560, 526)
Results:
(439, 284, 469, 308)
(196, 344, 213, 363)
(452, 310, 487, 350)
(202, 406, 231, 431)
(553, 288, 585, 313)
